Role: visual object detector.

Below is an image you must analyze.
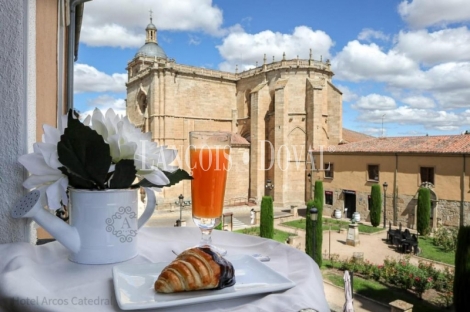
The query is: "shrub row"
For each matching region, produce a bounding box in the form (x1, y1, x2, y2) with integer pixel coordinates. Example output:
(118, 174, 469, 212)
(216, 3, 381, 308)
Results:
(328, 255, 454, 307)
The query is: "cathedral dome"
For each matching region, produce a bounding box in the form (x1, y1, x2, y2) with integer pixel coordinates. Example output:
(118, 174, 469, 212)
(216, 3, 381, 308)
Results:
(135, 42, 167, 58)
(146, 22, 157, 30)
(134, 13, 167, 59)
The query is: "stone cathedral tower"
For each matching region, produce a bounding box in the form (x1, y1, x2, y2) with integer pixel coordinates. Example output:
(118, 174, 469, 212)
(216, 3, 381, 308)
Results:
(126, 17, 343, 208)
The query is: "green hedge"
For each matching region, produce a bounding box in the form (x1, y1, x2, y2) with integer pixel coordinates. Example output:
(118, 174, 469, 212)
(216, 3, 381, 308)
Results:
(417, 188, 431, 236)
(259, 196, 274, 239)
(454, 226, 470, 311)
(370, 184, 382, 227)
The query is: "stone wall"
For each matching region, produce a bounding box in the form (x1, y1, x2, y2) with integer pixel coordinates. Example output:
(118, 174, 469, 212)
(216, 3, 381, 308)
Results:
(322, 188, 469, 229)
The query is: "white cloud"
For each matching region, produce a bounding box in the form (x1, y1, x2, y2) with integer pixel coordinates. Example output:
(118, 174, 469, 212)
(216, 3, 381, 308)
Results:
(357, 105, 470, 131)
(361, 127, 385, 137)
(395, 27, 470, 65)
(401, 96, 436, 108)
(81, 0, 224, 48)
(80, 24, 144, 48)
(188, 35, 202, 46)
(74, 64, 127, 93)
(217, 26, 334, 72)
(352, 94, 397, 110)
(336, 85, 358, 102)
(332, 37, 470, 109)
(398, 0, 470, 28)
(332, 40, 418, 82)
(358, 29, 389, 42)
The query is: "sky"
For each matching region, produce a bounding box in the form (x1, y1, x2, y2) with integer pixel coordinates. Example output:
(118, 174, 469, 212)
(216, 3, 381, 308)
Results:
(74, 0, 470, 137)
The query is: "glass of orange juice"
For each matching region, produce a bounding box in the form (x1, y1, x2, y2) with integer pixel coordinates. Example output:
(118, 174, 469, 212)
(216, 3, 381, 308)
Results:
(189, 131, 231, 255)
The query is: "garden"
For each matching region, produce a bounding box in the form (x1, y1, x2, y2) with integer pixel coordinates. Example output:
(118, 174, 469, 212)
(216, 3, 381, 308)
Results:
(323, 255, 454, 311)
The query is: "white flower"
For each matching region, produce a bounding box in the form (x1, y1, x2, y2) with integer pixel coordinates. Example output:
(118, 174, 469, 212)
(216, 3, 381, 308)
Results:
(85, 108, 178, 187)
(18, 117, 69, 210)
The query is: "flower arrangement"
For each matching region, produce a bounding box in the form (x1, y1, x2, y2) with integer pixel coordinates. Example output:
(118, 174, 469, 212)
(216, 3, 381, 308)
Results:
(19, 108, 191, 210)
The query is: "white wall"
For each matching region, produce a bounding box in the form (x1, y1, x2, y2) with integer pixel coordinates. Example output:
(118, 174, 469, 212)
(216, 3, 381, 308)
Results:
(0, 0, 36, 244)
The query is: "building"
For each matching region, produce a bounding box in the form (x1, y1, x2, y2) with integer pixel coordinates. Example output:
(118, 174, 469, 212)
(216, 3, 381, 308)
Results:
(126, 18, 344, 208)
(0, 0, 86, 243)
(312, 135, 470, 228)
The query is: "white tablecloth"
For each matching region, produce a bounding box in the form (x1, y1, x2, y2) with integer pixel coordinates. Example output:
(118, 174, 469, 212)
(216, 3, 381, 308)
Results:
(0, 227, 329, 312)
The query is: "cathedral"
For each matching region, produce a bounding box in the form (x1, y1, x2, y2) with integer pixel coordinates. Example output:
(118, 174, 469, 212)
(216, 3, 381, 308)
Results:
(126, 18, 343, 208)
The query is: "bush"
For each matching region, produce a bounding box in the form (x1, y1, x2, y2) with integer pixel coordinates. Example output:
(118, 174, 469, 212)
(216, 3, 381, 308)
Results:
(370, 184, 382, 227)
(454, 226, 470, 311)
(433, 226, 458, 252)
(332, 256, 454, 302)
(417, 188, 431, 236)
(259, 196, 274, 239)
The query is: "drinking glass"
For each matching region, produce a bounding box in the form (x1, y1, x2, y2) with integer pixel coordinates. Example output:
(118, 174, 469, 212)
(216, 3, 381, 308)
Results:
(189, 131, 231, 255)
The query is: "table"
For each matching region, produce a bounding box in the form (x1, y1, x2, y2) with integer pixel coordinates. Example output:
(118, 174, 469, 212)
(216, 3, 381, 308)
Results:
(0, 227, 329, 312)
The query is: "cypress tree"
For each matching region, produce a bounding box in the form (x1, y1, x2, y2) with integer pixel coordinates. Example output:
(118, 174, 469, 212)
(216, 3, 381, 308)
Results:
(260, 196, 274, 239)
(314, 180, 324, 206)
(454, 226, 470, 311)
(305, 180, 323, 267)
(305, 199, 315, 258)
(370, 184, 382, 227)
(417, 187, 431, 236)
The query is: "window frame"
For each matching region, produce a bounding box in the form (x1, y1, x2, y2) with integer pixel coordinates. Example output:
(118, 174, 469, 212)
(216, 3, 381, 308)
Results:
(420, 166, 435, 185)
(367, 164, 380, 182)
(324, 162, 334, 179)
(325, 191, 333, 205)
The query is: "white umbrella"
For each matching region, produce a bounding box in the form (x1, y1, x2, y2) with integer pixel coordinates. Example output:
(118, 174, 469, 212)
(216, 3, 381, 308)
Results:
(343, 270, 354, 312)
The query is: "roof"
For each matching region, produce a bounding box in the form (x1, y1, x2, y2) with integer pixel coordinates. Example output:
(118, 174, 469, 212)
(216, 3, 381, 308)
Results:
(231, 133, 250, 146)
(331, 134, 470, 154)
(135, 42, 167, 58)
(342, 128, 374, 143)
(146, 22, 157, 30)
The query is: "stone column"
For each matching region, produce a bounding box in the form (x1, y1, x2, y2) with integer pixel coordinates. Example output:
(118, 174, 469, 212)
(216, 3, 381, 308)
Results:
(273, 79, 289, 208)
(249, 82, 268, 203)
(305, 78, 324, 185)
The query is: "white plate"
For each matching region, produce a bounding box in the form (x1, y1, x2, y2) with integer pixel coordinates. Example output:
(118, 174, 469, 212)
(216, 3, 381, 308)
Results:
(112, 254, 295, 310)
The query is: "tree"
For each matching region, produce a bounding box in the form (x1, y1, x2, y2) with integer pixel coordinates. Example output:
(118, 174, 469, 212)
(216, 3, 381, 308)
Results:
(305, 199, 315, 258)
(260, 196, 274, 239)
(453, 226, 470, 311)
(417, 187, 431, 236)
(314, 180, 324, 207)
(305, 180, 324, 267)
(370, 184, 382, 227)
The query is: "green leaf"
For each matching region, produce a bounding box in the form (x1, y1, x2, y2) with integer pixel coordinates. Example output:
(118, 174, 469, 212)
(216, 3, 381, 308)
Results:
(132, 169, 193, 189)
(57, 110, 112, 189)
(110, 160, 137, 189)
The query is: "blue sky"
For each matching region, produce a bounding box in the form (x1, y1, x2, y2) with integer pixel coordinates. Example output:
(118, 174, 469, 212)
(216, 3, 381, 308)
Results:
(75, 0, 470, 137)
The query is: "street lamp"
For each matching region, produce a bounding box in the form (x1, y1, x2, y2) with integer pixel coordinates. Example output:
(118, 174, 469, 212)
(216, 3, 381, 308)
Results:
(310, 207, 318, 261)
(383, 182, 388, 228)
(265, 179, 274, 190)
(178, 194, 184, 226)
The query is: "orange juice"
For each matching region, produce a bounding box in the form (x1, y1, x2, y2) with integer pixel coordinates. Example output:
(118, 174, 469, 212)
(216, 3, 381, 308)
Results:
(190, 147, 230, 218)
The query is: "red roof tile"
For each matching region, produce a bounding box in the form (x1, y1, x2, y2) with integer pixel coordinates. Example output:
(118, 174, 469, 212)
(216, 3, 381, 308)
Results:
(331, 135, 470, 154)
(342, 128, 374, 143)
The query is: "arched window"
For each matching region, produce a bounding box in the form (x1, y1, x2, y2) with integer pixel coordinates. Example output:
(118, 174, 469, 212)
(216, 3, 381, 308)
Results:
(137, 93, 147, 115)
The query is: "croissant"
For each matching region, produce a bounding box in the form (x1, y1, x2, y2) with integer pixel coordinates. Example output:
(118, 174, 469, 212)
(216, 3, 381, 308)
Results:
(154, 247, 235, 293)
